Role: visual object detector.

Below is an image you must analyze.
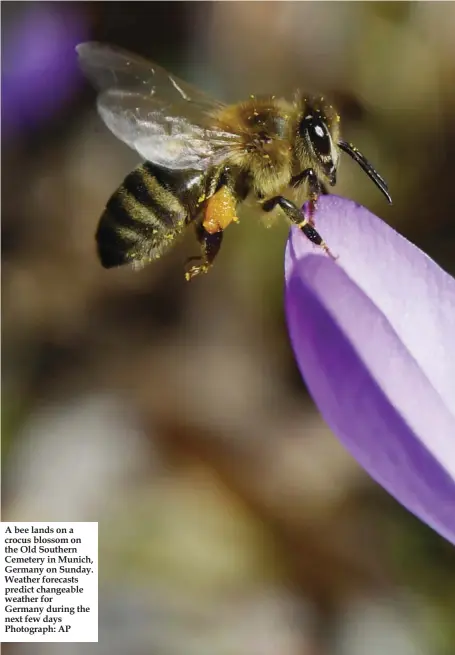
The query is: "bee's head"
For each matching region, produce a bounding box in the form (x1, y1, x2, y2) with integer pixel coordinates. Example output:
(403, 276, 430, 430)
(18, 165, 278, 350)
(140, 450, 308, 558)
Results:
(297, 95, 392, 203)
(297, 98, 341, 186)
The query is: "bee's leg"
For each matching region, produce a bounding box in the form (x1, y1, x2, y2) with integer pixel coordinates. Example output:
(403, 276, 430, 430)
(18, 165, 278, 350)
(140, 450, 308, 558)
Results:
(184, 223, 224, 281)
(184, 182, 238, 280)
(291, 168, 329, 195)
(290, 168, 329, 225)
(262, 196, 336, 259)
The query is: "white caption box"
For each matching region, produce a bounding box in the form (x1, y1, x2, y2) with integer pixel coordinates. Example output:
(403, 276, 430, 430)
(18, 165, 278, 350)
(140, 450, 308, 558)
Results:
(0, 522, 98, 642)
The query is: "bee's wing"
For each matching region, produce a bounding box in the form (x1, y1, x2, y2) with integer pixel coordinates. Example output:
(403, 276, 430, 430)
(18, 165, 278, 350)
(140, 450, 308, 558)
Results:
(96, 88, 241, 170)
(77, 42, 242, 170)
(76, 42, 225, 116)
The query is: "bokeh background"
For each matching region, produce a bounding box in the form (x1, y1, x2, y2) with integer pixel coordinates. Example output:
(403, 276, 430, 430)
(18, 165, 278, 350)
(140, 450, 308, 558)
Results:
(2, 2, 455, 654)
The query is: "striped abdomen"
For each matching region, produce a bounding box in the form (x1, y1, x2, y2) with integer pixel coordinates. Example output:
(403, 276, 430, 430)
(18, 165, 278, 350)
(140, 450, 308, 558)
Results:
(96, 163, 204, 268)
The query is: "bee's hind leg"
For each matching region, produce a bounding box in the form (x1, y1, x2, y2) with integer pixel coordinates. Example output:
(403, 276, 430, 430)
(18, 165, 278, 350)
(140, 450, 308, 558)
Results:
(184, 223, 224, 281)
(262, 195, 336, 259)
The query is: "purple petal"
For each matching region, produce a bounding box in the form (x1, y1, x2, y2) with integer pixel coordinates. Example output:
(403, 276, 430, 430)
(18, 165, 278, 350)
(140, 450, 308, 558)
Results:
(2, 5, 87, 134)
(285, 195, 455, 544)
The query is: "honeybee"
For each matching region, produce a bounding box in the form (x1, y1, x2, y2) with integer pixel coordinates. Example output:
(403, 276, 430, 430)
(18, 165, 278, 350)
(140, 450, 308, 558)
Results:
(77, 42, 391, 280)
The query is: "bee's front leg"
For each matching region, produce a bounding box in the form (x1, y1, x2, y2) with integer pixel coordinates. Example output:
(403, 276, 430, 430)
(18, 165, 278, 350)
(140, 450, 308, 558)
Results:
(291, 168, 329, 194)
(290, 168, 329, 225)
(262, 195, 336, 259)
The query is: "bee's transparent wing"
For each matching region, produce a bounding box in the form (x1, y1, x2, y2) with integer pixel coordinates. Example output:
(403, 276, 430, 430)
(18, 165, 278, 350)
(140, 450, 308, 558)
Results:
(97, 89, 241, 170)
(77, 42, 240, 170)
(76, 42, 224, 114)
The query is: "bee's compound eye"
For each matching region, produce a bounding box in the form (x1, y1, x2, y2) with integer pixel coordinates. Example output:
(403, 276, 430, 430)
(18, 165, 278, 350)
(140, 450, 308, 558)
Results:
(301, 115, 331, 156)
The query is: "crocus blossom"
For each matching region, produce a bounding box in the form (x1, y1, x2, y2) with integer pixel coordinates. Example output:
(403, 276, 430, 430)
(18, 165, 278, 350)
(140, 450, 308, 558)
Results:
(285, 195, 455, 544)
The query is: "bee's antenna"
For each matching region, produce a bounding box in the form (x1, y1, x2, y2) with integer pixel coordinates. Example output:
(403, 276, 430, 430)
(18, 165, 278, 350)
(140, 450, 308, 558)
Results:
(338, 140, 392, 204)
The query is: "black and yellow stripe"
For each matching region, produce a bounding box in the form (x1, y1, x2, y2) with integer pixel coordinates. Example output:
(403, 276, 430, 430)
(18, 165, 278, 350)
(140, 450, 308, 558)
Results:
(96, 163, 204, 268)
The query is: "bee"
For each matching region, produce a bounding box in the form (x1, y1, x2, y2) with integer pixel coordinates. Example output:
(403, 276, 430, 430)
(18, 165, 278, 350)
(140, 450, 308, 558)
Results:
(77, 42, 391, 280)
